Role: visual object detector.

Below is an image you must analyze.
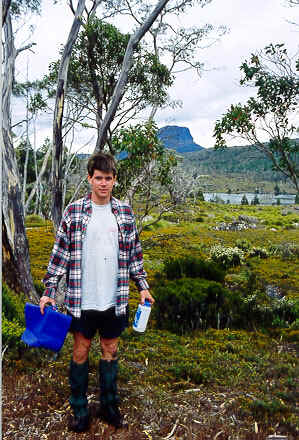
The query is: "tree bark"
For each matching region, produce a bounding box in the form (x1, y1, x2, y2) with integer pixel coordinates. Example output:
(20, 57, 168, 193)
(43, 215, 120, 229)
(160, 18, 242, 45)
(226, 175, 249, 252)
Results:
(2, 0, 11, 26)
(94, 0, 171, 152)
(51, 0, 87, 230)
(2, 12, 38, 301)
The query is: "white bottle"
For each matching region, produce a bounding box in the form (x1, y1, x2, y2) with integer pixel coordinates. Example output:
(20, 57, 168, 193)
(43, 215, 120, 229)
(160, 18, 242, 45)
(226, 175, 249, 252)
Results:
(133, 300, 152, 333)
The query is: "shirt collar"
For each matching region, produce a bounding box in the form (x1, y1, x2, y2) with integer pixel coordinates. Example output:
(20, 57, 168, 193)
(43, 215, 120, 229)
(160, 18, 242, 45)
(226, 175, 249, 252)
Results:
(83, 193, 119, 215)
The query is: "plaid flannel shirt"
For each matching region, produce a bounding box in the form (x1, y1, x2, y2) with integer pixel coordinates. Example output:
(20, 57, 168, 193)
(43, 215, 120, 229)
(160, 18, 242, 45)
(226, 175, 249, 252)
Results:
(42, 193, 149, 318)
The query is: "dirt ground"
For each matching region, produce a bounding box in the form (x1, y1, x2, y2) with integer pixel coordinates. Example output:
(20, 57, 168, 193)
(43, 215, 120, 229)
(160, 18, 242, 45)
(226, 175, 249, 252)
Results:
(3, 363, 296, 440)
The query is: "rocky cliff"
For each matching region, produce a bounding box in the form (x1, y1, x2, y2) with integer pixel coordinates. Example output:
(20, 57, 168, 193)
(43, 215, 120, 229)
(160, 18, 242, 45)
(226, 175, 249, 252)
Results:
(158, 125, 204, 153)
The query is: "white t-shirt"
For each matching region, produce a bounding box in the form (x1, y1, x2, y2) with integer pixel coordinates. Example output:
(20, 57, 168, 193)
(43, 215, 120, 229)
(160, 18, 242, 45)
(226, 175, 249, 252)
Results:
(81, 201, 119, 311)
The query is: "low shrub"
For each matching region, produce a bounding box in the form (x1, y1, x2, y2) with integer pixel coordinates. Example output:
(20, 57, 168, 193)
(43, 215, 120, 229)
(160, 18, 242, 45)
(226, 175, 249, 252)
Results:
(159, 256, 225, 283)
(268, 242, 299, 259)
(210, 245, 244, 268)
(235, 238, 252, 251)
(2, 315, 25, 351)
(232, 293, 299, 329)
(2, 284, 26, 352)
(154, 277, 229, 333)
(248, 247, 269, 258)
(281, 329, 299, 342)
(247, 397, 289, 419)
(25, 214, 46, 227)
(2, 283, 25, 325)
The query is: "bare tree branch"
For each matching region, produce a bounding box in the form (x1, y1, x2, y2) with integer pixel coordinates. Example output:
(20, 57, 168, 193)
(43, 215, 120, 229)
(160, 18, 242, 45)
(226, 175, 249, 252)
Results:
(95, 0, 171, 151)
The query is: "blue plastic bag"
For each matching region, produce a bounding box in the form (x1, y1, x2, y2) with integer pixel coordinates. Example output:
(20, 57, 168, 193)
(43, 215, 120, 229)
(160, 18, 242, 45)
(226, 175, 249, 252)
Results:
(21, 303, 72, 352)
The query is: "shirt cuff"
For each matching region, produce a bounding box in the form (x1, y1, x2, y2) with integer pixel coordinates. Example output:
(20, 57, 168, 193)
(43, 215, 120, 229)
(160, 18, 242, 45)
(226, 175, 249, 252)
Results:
(43, 287, 56, 299)
(136, 279, 149, 292)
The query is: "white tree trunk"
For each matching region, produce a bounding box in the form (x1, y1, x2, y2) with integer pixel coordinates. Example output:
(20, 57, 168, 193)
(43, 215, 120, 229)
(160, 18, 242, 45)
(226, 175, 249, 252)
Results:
(22, 74, 30, 207)
(51, 0, 87, 230)
(2, 12, 38, 301)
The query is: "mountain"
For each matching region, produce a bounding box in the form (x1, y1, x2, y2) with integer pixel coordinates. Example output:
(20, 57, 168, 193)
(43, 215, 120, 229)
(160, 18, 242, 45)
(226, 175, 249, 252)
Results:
(182, 142, 298, 193)
(158, 125, 204, 153)
(183, 143, 298, 180)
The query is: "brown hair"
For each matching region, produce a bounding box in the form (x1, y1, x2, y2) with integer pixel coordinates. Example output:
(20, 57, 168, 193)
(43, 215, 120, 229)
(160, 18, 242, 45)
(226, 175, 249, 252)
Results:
(87, 152, 117, 177)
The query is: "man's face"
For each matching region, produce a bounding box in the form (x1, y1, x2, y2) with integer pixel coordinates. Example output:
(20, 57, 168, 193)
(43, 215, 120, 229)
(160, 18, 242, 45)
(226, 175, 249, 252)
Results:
(88, 169, 116, 204)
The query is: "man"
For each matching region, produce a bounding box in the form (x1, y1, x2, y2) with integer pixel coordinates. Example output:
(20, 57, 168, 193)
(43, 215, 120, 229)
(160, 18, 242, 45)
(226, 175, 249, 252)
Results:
(39, 152, 154, 433)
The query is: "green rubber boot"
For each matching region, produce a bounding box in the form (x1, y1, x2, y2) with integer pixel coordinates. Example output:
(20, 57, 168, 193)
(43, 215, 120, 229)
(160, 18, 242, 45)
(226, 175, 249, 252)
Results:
(98, 359, 123, 428)
(69, 359, 90, 432)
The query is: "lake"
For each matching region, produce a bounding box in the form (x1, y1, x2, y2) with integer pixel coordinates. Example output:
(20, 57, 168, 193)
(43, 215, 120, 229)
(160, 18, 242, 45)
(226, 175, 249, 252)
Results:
(203, 193, 296, 205)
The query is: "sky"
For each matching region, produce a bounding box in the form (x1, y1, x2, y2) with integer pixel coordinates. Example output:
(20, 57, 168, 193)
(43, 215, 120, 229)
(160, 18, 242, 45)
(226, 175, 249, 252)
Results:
(13, 0, 299, 152)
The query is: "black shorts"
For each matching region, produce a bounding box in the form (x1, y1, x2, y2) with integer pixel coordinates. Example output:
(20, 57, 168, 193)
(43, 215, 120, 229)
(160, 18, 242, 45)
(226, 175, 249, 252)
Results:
(68, 306, 129, 340)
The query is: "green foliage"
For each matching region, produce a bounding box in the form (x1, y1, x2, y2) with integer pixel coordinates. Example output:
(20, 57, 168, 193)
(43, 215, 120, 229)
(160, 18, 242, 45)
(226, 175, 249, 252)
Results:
(184, 145, 296, 191)
(274, 183, 280, 195)
(2, 284, 25, 325)
(154, 277, 229, 333)
(159, 256, 225, 283)
(10, 0, 41, 18)
(241, 194, 249, 205)
(246, 397, 289, 419)
(152, 256, 228, 333)
(230, 293, 299, 329)
(114, 121, 177, 192)
(25, 214, 47, 227)
(196, 189, 204, 201)
(268, 242, 299, 259)
(248, 247, 269, 258)
(251, 194, 260, 205)
(2, 284, 25, 350)
(112, 121, 178, 231)
(2, 317, 25, 351)
(235, 238, 252, 251)
(47, 18, 172, 133)
(214, 43, 299, 191)
(209, 244, 244, 268)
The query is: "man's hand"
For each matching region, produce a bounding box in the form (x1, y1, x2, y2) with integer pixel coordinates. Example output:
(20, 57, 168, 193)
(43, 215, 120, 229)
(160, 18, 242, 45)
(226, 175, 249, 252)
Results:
(39, 296, 56, 315)
(140, 289, 155, 306)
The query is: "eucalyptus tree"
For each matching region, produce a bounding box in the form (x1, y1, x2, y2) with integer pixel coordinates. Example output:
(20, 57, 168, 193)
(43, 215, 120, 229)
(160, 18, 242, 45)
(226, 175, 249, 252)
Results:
(2, 0, 40, 300)
(214, 44, 299, 192)
(48, 19, 172, 150)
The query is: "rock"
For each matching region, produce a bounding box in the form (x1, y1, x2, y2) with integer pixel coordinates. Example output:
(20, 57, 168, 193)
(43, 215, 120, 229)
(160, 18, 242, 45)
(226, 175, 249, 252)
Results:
(214, 221, 257, 231)
(238, 215, 259, 224)
(270, 228, 277, 231)
(158, 125, 204, 153)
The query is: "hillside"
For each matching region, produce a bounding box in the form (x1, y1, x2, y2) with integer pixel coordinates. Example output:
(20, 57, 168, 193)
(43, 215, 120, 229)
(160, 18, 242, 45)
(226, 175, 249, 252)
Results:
(184, 145, 282, 178)
(182, 144, 298, 193)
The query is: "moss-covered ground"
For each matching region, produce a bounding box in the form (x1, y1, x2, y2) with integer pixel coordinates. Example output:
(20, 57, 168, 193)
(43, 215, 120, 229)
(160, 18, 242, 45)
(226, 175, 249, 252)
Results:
(3, 202, 299, 439)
